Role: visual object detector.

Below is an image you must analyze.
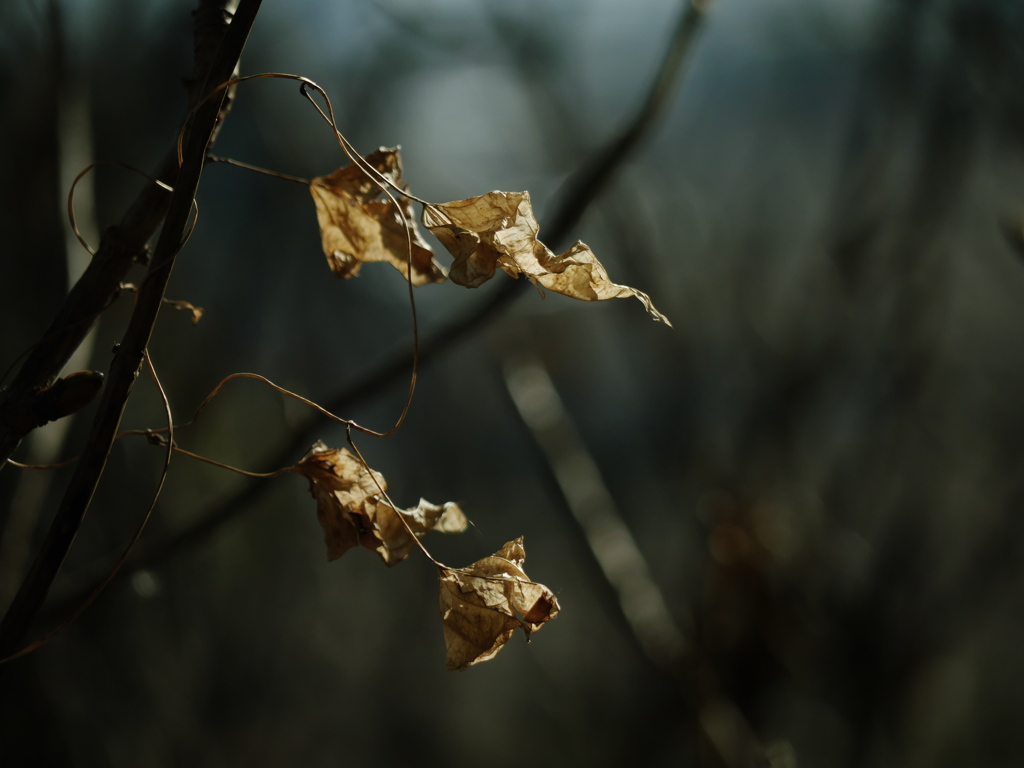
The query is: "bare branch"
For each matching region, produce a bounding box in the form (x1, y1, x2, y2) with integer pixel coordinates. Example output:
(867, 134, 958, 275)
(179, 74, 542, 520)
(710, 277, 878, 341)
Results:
(0, 0, 263, 663)
(0, 0, 247, 472)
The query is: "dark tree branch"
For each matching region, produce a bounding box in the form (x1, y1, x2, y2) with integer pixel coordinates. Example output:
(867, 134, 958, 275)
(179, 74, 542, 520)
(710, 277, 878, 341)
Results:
(544, 0, 706, 240)
(0, 0, 263, 661)
(0, 0, 245, 473)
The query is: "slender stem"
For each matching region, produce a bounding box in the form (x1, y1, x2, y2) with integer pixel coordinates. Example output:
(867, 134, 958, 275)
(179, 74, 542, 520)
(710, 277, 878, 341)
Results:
(544, 0, 706, 240)
(0, 352, 174, 664)
(171, 446, 286, 478)
(206, 154, 310, 185)
(0, 2, 247, 472)
(345, 427, 442, 568)
(0, 0, 263, 662)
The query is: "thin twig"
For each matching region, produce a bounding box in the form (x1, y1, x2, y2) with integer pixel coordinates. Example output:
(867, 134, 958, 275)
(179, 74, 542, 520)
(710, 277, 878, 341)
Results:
(0, 0, 263, 663)
(169, 446, 287, 478)
(0, 1, 249, 471)
(206, 154, 310, 185)
(543, 0, 706, 239)
(193, 73, 423, 438)
(67, 161, 175, 256)
(0, 351, 174, 665)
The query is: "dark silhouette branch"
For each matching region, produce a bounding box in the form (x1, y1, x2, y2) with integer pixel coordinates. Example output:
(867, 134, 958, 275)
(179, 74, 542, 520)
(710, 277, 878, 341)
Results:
(0, 0, 244, 473)
(0, 0, 263, 662)
(543, 0, 706, 240)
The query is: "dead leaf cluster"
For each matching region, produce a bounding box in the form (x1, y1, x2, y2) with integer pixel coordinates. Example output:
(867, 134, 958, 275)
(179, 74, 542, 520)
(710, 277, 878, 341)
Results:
(281, 142, 662, 668)
(293, 442, 559, 669)
(310, 147, 669, 324)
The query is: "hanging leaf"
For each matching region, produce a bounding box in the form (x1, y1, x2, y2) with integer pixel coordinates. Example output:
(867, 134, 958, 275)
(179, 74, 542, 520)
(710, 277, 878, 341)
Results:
(439, 537, 560, 670)
(293, 441, 467, 565)
(422, 191, 670, 325)
(310, 147, 446, 286)
(163, 298, 204, 324)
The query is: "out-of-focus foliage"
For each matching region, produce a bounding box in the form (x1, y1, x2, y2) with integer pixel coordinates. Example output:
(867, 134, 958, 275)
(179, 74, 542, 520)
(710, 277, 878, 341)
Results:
(2, 0, 1024, 766)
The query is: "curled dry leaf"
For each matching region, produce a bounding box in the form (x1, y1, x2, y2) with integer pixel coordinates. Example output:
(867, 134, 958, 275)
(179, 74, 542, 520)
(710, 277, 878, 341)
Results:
(37, 370, 104, 423)
(422, 191, 671, 325)
(293, 441, 467, 566)
(439, 537, 560, 671)
(163, 298, 204, 324)
(310, 147, 446, 286)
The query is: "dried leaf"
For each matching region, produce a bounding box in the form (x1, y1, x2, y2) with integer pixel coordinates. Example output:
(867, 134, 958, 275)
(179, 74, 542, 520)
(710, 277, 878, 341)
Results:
(38, 370, 104, 423)
(422, 191, 670, 325)
(310, 147, 446, 286)
(439, 537, 560, 670)
(163, 298, 204, 324)
(294, 441, 467, 565)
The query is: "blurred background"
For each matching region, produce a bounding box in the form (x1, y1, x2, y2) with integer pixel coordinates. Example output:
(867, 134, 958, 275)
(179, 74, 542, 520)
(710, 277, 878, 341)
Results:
(2, 0, 1024, 765)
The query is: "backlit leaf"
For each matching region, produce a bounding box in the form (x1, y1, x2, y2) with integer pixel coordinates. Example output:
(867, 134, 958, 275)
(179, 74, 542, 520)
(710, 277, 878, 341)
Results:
(310, 148, 446, 286)
(438, 537, 560, 670)
(422, 191, 670, 325)
(293, 441, 467, 565)
(163, 298, 204, 324)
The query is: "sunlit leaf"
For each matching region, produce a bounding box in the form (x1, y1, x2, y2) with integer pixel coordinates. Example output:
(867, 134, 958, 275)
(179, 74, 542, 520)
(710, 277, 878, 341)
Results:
(293, 441, 466, 565)
(422, 191, 670, 325)
(439, 537, 560, 670)
(163, 298, 204, 324)
(310, 148, 446, 286)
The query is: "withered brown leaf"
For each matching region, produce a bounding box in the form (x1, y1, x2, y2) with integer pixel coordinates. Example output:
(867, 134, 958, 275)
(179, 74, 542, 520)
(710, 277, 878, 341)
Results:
(422, 191, 670, 325)
(293, 441, 467, 566)
(310, 147, 446, 286)
(439, 537, 560, 670)
(163, 298, 204, 324)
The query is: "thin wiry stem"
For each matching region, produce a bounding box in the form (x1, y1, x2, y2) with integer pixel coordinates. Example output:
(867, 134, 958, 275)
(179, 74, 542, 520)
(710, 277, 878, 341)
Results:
(0, 0, 263, 664)
(205, 154, 310, 185)
(188, 72, 422, 438)
(0, 351, 174, 664)
(344, 426, 443, 568)
(0, 1, 248, 470)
